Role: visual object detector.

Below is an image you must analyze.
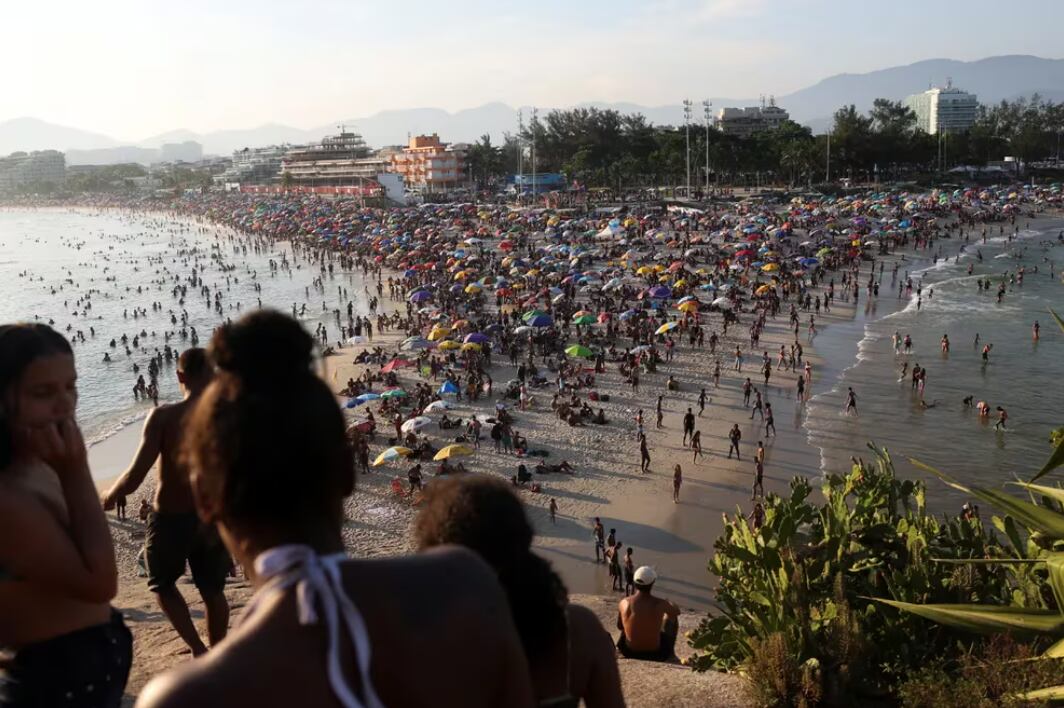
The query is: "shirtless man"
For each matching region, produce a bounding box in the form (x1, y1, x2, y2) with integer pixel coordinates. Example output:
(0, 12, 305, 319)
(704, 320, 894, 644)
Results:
(616, 567, 680, 661)
(102, 348, 230, 656)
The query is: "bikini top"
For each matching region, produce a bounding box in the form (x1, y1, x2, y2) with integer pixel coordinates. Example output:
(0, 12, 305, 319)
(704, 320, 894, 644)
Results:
(243, 545, 386, 708)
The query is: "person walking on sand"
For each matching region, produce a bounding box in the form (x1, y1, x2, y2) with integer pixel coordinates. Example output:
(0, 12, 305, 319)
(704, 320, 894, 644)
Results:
(672, 464, 682, 503)
(682, 407, 695, 446)
(691, 430, 703, 463)
(698, 387, 707, 416)
(102, 348, 231, 657)
(624, 547, 636, 596)
(549, 498, 557, 524)
(639, 433, 651, 473)
(655, 395, 664, 429)
(593, 517, 605, 563)
(764, 402, 776, 437)
(728, 424, 742, 459)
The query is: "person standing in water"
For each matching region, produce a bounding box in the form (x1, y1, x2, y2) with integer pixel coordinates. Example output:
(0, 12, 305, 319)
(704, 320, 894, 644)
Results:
(0, 324, 131, 707)
(103, 348, 231, 657)
(845, 387, 858, 416)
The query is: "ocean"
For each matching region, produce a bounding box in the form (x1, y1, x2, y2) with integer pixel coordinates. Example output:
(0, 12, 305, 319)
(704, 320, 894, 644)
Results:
(805, 217, 1064, 510)
(0, 208, 371, 478)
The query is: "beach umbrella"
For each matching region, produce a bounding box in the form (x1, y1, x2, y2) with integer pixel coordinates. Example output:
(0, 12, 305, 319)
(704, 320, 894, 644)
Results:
(464, 283, 483, 294)
(572, 314, 597, 326)
(380, 388, 408, 400)
(409, 290, 432, 303)
(655, 321, 679, 335)
(427, 326, 451, 341)
(461, 342, 482, 352)
(712, 297, 733, 309)
(677, 301, 699, 313)
(438, 380, 460, 395)
(400, 336, 433, 351)
(346, 335, 367, 345)
(464, 332, 491, 345)
(438, 340, 461, 351)
(381, 358, 411, 374)
(354, 392, 381, 404)
(761, 263, 779, 272)
(372, 446, 413, 467)
(433, 444, 474, 461)
(513, 325, 534, 335)
(424, 400, 452, 412)
(401, 416, 432, 434)
(522, 309, 547, 322)
(648, 285, 672, 299)
(528, 314, 554, 327)
(565, 344, 594, 358)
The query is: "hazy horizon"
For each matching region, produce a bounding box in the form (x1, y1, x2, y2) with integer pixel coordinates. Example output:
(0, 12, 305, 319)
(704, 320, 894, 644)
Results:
(4, 0, 1064, 140)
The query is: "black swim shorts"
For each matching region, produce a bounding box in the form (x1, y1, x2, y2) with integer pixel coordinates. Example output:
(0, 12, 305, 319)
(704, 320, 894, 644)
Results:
(145, 511, 231, 595)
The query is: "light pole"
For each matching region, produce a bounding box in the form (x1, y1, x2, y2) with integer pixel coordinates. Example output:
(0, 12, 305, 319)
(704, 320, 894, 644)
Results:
(683, 99, 692, 199)
(531, 107, 538, 204)
(825, 130, 831, 183)
(517, 109, 524, 201)
(703, 99, 712, 194)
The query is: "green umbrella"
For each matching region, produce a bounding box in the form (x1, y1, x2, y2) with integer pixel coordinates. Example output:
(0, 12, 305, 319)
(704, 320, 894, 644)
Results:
(381, 388, 408, 399)
(572, 314, 596, 325)
(565, 344, 594, 358)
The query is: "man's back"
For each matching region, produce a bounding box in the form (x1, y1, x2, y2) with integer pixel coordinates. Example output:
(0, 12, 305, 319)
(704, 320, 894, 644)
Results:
(619, 592, 676, 652)
(150, 398, 197, 513)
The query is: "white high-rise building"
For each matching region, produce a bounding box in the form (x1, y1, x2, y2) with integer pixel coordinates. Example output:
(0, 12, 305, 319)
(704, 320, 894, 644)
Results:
(905, 82, 979, 135)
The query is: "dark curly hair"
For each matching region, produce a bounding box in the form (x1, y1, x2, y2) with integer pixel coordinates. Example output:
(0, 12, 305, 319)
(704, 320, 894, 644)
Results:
(415, 476, 568, 663)
(182, 310, 353, 533)
(0, 323, 73, 469)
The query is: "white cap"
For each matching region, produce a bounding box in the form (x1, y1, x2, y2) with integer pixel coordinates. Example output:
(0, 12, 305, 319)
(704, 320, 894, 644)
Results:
(633, 566, 657, 586)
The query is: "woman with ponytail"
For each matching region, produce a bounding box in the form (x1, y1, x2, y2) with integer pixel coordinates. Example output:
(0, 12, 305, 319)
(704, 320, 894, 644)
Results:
(416, 476, 625, 708)
(0, 324, 130, 707)
(138, 310, 533, 708)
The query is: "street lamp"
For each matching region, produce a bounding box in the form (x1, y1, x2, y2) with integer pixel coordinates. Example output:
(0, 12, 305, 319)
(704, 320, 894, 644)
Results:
(683, 99, 693, 199)
(702, 99, 712, 193)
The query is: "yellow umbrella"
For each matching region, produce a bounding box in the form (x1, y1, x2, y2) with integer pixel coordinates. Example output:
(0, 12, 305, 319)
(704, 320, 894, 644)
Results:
(636, 266, 654, 275)
(372, 446, 413, 467)
(464, 284, 482, 294)
(673, 279, 688, 288)
(461, 342, 482, 351)
(755, 284, 774, 295)
(453, 270, 470, 281)
(438, 339, 461, 350)
(761, 263, 779, 272)
(428, 326, 451, 341)
(526, 268, 541, 277)
(434, 444, 474, 461)
(677, 300, 699, 313)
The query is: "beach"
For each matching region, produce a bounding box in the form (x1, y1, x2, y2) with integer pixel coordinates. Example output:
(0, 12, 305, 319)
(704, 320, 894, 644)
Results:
(2, 188, 1061, 705)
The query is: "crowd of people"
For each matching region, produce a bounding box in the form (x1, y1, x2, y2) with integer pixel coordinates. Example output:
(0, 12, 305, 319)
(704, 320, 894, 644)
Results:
(2, 181, 1060, 706)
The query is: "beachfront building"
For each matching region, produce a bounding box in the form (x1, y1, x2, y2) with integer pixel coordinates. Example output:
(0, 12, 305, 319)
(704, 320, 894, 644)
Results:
(216, 145, 289, 188)
(389, 134, 466, 193)
(0, 149, 66, 192)
(280, 130, 389, 188)
(905, 83, 979, 135)
(714, 100, 790, 138)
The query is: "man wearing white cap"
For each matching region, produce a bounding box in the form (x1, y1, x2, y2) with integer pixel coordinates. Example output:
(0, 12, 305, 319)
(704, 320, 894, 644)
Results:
(615, 566, 680, 661)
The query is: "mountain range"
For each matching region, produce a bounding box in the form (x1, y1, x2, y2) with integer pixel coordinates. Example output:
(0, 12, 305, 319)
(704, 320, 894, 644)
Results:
(4, 55, 1063, 164)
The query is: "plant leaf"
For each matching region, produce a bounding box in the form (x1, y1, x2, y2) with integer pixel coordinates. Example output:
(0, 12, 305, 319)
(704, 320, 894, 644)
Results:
(1044, 636, 1064, 658)
(1015, 684, 1064, 701)
(1029, 438, 1064, 484)
(913, 459, 1064, 538)
(930, 558, 1042, 565)
(870, 598, 1064, 636)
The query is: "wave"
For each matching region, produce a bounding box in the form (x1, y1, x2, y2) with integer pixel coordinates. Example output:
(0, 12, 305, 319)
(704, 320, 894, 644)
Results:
(86, 410, 148, 447)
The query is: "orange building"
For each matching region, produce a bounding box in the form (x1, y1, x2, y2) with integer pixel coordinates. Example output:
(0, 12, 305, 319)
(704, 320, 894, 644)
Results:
(389, 134, 465, 192)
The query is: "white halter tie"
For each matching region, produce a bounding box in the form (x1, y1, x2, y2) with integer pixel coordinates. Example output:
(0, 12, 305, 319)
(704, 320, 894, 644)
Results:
(245, 544, 386, 708)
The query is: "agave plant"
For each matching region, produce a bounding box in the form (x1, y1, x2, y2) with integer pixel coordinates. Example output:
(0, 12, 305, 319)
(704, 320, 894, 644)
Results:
(876, 310, 1064, 700)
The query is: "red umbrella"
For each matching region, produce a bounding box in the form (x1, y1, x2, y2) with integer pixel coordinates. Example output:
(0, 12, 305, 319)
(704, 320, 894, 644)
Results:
(381, 359, 411, 374)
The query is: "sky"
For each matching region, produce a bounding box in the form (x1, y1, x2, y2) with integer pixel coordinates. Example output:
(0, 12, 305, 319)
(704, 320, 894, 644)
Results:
(4, 0, 1063, 140)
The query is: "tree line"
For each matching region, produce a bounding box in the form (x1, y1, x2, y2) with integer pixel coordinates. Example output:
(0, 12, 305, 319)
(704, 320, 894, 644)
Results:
(464, 96, 1064, 191)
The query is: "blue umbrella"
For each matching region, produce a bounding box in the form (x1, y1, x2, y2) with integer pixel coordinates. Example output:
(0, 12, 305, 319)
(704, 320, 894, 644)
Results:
(409, 291, 432, 303)
(354, 392, 381, 405)
(464, 332, 490, 344)
(438, 380, 459, 395)
(528, 314, 554, 327)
